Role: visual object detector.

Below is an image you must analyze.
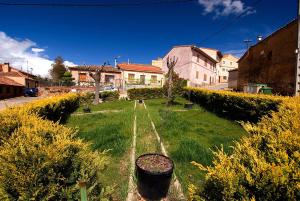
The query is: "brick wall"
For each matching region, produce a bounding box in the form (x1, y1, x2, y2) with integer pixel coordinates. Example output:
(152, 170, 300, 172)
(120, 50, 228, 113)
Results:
(238, 20, 297, 96)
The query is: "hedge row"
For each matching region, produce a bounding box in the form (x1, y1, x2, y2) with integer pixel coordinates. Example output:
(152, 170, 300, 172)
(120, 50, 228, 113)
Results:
(11, 93, 81, 123)
(190, 96, 300, 201)
(0, 93, 108, 200)
(183, 87, 285, 123)
(100, 91, 120, 101)
(127, 88, 164, 100)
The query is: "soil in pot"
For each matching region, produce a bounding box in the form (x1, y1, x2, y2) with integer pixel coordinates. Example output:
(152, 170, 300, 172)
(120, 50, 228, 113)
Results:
(136, 154, 174, 200)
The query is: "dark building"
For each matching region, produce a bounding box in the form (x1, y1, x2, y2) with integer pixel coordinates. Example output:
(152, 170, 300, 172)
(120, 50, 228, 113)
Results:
(0, 76, 24, 99)
(238, 19, 298, 96)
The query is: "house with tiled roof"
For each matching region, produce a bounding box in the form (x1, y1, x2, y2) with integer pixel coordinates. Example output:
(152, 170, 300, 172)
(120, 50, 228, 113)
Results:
(0, 63, 38, 99)
(69, 65, 122, 87)
(117, 63, 164, 88)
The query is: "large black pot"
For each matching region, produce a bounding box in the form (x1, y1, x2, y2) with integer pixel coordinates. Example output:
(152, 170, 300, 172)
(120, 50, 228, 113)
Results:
(135, 153, 174, 200)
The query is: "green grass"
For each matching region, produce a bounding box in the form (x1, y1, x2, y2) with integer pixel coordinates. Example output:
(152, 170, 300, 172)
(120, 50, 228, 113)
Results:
(66, 100, 134, 200)
(65, 98, 247, 198)
(145, 97, 247, 194)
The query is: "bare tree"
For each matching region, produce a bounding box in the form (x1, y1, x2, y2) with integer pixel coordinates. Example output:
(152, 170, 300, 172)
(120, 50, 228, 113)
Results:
(89, 63, 106, 104)
(166, 56, 178, 106)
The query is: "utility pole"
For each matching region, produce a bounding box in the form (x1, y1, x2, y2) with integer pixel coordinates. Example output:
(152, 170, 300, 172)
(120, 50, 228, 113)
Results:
(243, 39, 252, 50)
(295, 0, 300, 96)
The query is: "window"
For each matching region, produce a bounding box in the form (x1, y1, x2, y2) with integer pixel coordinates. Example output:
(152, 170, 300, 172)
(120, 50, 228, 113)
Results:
(196, 71, 199, 79)
(151, 75, 157, 83)
(128, 73, 135, 83)
(230, 62, 233, 65)
(197, 55, 200, 62)
(205, 59, 207, 67)
(79, 73, 87, 82)
(204, 74, 207, 81)
(223, 61, 225, 64)
(223, 76, 227, 80)
(222, 68, 225, 72)
(0, 86, 3, 94)
(105, 75, 115, 83)
(268, 51, 273, 60)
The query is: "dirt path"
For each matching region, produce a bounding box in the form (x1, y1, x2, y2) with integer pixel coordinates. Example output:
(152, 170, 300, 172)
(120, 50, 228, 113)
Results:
(126, 101, 185, 201)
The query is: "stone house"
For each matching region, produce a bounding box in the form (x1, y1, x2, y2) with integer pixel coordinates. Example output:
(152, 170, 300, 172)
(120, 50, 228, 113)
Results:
(238, 19, 298, 96)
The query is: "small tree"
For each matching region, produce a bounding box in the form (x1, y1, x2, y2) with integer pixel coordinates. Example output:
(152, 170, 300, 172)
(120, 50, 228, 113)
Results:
(166, 56, 178, 106)
(88, 63, 106, 104)
(49, 56, 67, 84)
(62, 72, 74, 86)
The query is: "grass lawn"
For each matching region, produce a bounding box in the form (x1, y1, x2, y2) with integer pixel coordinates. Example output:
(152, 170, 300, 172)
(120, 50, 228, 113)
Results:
(145, 98, 248, 193)
(66, 97, 247, 198)
(66, 100, 134, 200)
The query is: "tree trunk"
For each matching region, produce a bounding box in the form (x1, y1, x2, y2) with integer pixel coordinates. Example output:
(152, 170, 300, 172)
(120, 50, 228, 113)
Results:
(93, 72, 101, 104)
(167, 70, 173, 106)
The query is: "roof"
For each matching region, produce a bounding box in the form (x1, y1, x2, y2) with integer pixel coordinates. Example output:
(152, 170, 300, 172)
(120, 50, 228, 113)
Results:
(0, 76, 23, 86)
(191, 46, 218, 63)
(69, 65, 121, 73)
(238, 18, 297, 63)
(117, 63, 163, 74)
(0, 71, 24, 77)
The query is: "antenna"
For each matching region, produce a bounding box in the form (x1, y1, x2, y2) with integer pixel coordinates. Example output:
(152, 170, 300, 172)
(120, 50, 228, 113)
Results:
(114, 56, 121, 67)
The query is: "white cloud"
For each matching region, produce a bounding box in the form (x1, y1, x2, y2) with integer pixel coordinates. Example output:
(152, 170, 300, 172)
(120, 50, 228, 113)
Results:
(31, 48, 45, 53)
(198, 0, 255, 18)
(0, 31, 76, 76)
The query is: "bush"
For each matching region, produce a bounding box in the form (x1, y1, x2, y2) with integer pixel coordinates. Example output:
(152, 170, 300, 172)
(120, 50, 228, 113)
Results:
(0, 93, 108, 200)
(100, 91, 120, 102)
(189, 96, 300, 201)
(10, 93, 80, 123)
(184, 87, 284, 123)
(127, 88, 164, 100)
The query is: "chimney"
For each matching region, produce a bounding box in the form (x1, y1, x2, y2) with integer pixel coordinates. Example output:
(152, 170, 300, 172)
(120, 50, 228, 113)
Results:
(3, 63, 11, 72)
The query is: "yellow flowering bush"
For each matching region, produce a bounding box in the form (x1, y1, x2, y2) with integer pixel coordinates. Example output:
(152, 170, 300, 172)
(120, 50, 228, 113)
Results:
(0, 93, 108, 200)
(188, 91, 300, 201)
(184, 87, 285, 122)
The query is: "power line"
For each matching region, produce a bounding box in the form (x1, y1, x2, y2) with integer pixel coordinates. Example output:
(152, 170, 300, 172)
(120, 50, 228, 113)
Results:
(200, 0, 264, 44)
(0, 0, 197, 7)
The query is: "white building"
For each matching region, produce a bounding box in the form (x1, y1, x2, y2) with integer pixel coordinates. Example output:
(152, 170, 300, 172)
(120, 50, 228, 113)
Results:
(219, 54, 239, 83)
(117, 63, 164, 89)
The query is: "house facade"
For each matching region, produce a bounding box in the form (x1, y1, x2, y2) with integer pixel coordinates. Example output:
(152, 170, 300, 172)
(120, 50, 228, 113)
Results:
(117, 63, 164, 89)
(69, 65, 122, 87)
(219, 54, 239, 83)
(238, 19, 298, 96)
(0, 63, 38, 89)
(162, 45, 218, 87)
(0, 76, 24, 99)
(228, 69, 238, 90)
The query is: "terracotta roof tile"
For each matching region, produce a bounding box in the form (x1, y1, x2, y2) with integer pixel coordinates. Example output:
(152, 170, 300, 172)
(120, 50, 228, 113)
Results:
(0, 72, 24, 77)
(69, 65, 121, 73)
(117, 63, 163, 74)
(0, 76, 23, 86)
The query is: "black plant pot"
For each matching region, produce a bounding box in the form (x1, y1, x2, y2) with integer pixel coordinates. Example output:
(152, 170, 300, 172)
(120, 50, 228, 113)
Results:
(135, 154, 174, 200)
(184, 103, 194, 109)
(83, 107, 91, 113)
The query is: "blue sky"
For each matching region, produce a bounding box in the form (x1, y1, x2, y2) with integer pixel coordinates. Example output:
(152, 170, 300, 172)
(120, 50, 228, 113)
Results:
(0, 0, 297, 76)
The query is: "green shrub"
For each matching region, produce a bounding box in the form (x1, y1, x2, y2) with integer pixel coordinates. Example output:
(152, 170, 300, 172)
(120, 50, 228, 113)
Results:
(0, 112, 108, 200)
(127, 88, 164, 100)
(100, 91, 120, 102)
(189, 97, 300, 201)
(0, 93, 108, 200)
(184, 87, 284, 122)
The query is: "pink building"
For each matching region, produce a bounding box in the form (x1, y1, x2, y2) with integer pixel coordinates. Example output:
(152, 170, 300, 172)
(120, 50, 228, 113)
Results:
(162, 45, 219, 87)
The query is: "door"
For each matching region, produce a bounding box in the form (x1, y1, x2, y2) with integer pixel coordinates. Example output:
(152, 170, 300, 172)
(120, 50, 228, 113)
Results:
(140, 75, 145, 85)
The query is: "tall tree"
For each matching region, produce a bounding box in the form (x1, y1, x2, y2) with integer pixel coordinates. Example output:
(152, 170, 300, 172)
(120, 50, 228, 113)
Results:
(88, 63, 106, 104)
(166, 56, 178, 106)
(50, 56, 67, 83)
